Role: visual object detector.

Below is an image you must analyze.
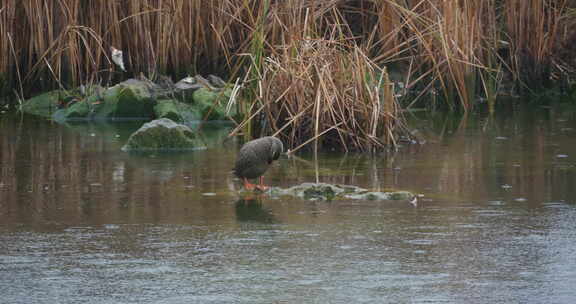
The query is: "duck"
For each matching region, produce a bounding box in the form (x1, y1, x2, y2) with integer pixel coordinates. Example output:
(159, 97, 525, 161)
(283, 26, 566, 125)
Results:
(233, 136, 283, 191)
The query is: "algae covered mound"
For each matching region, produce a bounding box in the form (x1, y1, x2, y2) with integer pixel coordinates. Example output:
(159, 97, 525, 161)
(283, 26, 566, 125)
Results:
(121, 118, 203, 151)
(20, 76, 235, 122)
(154, 99, 201, 122)
(20, 90, 68, 118)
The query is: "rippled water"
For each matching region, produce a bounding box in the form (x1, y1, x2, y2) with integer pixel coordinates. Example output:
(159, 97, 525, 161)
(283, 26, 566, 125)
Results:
(1, 105, 576, 303)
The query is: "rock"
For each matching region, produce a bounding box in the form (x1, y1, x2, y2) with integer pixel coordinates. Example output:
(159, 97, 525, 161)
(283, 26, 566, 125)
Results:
(173, 76, 203, 102)
(174, 76, 200, 90)
(386, 191, 414, 200)
(21, 75, 235, 122)
(23, 81, 157, 121)
(154, 99, 201, 122)
(122, 118, 203, 151)
(174, 75, 219, 103)
(192, 87, 234, 120)
(280, 182, 352, 200)
(94, 81, 155, 119)
(63, 99, 92, 119)
(268, 182, 415, 202)
(20, 90, 68, 118)
(62, 80, 156, 120)
(208, 74, 227, 88)
(344, 191, 414, 201)
(193, 75, 217, 91)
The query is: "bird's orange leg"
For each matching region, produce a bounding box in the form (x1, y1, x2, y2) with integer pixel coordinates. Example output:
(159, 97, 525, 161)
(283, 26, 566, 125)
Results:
(243, 178, 256, 191)
(256, 176, 269, 191)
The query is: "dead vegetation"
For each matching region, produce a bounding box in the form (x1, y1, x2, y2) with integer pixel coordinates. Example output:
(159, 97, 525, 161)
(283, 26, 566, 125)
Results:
(1, 0, 575, 151)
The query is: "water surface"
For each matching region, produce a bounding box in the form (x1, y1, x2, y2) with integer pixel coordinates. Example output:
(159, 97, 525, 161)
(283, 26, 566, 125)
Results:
(1, 105, 575, 303)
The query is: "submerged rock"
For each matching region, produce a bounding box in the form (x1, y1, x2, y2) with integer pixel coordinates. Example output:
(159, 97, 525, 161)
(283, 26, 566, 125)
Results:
(266, 182, 415, 202)
(345, 190, 414, 201)
(122, 118, 203, 151)
(274, 182, 357, 201)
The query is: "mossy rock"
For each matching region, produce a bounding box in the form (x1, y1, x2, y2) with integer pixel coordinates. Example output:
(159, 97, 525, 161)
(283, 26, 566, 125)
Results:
(154, 99, 201, 122)
(20, 90, 70, 118)
(122, 118, 203, 151)
(60, 82, 155, 120)
(21, 82, 156, 121)
(192, 87, 234, 120)
(272, 183, 356, 201)
(56, 85, 105, 121)
(93, 83, 155, 119)
(64, 99, 92, 119)
(268, 182, 415, 202)
(298, 183, 349, 201)
(344, 191, 413, 201)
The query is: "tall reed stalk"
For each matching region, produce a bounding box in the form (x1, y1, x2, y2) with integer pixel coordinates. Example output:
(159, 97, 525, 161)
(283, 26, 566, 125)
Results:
(372, 0, 500, 112)
(504, 0, 568, 91)
(237, 7, 404, 151)
(0, 0, 574, 111)
(0, 2, 17, 95)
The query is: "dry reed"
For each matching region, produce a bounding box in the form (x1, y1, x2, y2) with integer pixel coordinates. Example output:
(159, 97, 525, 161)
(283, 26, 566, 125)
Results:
(0, 1, 573, 98)
(229, 3, 404, 152)
(0, 1, 17, 95)
(504, 0, 568, 91)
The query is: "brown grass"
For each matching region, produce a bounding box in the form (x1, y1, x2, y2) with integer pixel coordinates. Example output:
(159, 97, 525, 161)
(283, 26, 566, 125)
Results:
(370, 1, 500, 111)
(0, 2, 17, 94)
(504, 0, 568, 91)
(225, 3, 405, 152)
(239, 37, 402, 152)
(0, 1, 573, 98)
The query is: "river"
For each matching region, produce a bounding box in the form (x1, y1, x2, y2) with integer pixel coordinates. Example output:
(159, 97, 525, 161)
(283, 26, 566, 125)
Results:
(1, 104, 575, 303)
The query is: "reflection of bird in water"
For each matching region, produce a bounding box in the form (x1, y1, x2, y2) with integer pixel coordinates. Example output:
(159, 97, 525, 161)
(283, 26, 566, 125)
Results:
(234, 198, 275, 223)
(233, 136, 283, 191)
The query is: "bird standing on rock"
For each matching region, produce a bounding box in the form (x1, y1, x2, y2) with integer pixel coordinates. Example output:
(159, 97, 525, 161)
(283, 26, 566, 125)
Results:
(233, 136, 283, 191)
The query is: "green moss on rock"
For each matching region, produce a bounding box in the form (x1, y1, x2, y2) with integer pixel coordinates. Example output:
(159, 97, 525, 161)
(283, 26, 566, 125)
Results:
(122, 118, 203, 151)
(20, 90, 67, 118)
(65, 100, 91, 119)
(192, 87, 234, 120)
(268, 182, 416, 202)
(94, 83, 155, 119)
(154, 99, 201, 122)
